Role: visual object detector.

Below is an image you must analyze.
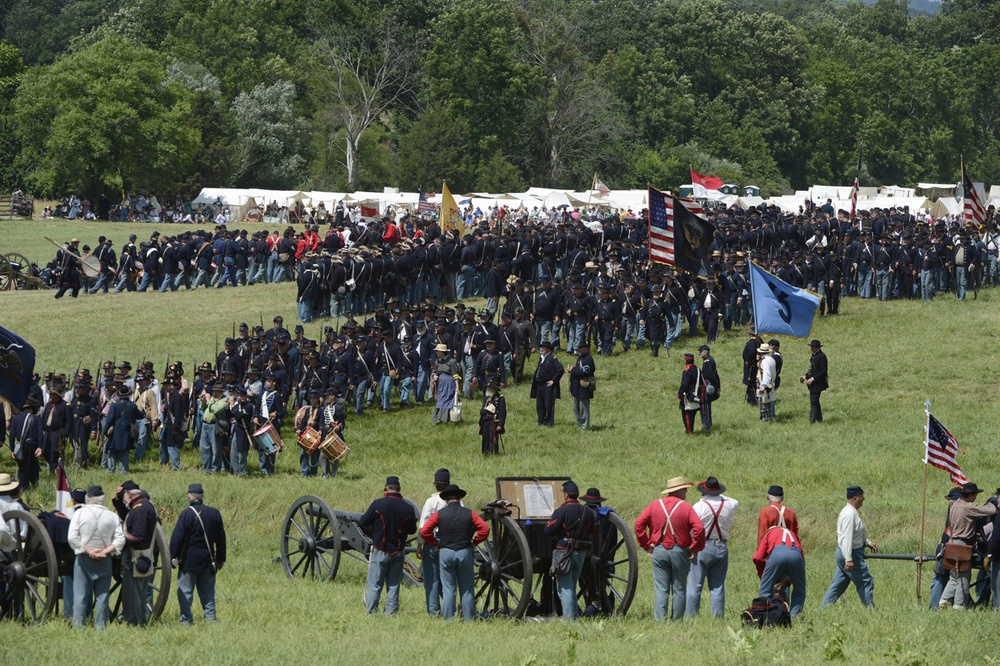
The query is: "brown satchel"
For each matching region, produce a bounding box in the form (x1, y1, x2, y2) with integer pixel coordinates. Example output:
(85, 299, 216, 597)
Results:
(942, 542, 973, 572)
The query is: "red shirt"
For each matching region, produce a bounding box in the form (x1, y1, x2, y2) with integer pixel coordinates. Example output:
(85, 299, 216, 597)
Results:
(382, 223, 401, 243)
(757, 503, 799, 544)
(752, 527, 803, 577)
(634, 496, 705, 553)
(419, 505, 490, 548)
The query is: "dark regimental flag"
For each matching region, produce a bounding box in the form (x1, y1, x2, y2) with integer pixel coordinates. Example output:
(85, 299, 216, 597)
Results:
(962, 161, 986, 231)
(850, 141, 862, 220)
(925, 413, 969, 485)
(417, 190, 435, 214)
(648, 186, 713, 271)
(0, 325, 35, 410)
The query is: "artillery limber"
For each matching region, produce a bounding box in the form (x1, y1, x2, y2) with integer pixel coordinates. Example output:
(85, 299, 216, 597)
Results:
(0, 507, 171, 623)
(279, 477, 639, 620)
(476, 477, 639, 619)
(279, 495, 422, 585)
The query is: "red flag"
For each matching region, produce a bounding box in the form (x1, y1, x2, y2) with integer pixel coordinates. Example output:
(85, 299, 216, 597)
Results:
(925, 414, 969, 486)
(359, 204, 378, 221)
(690, 168, 724, 198)
(56, 462, 73, 516)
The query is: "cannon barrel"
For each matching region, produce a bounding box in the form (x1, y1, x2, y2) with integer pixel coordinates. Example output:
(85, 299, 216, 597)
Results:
(333, 509, 365, 524)
(864, 554, 936, 562)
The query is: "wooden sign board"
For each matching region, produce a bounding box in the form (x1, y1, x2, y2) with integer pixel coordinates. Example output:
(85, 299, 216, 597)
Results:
(495, 477, 573, 520)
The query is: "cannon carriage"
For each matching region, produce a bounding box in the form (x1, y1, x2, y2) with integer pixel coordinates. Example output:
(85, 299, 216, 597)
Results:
(279, 495, 423, 585)
(277, 476, 639, 620)
(0, 507, 171, 623)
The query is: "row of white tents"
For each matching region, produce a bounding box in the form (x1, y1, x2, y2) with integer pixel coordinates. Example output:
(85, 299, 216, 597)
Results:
(194, 183, 1000, 222)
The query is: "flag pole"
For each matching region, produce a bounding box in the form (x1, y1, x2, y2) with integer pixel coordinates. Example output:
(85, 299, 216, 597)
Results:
(917, 399, 931, 604)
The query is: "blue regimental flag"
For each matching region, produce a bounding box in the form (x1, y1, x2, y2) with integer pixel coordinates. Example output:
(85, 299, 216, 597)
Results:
(749, 262, 820, 338)
(0, 325, 36, 409)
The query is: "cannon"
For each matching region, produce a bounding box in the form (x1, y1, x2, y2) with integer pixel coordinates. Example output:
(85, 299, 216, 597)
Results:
(0, 253, 48, 291)
(279, 495, 422, 586)
(278, 478, 640, 620)
(1, 508, 171, 623)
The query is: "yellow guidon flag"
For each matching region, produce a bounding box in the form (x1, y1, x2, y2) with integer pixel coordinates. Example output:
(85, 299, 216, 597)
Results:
(440, 180, 462, 233)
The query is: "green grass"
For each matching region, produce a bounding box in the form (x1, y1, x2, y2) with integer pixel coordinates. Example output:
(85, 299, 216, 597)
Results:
(4, 219, 1000, 664)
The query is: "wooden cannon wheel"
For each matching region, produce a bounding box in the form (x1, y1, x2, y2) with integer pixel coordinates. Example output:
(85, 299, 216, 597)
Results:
(578, 511, 639, 616)
(280, 495, 342, 582)
(0, 255, 13, 292)
(0, 509, 59, 622)
(109, 522, 173, 622)
(474, 513, 532, 619)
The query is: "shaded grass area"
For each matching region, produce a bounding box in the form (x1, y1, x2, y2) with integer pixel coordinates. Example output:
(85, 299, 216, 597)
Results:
(4, 220, 1000, 663)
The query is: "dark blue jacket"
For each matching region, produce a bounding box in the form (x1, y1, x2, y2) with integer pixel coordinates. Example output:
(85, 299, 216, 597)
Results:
(170, 501, 227, 573)
(358, 492, 416, 555)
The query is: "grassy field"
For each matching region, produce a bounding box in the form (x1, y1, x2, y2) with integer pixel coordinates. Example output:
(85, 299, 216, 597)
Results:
(3, 218, 1000, 664)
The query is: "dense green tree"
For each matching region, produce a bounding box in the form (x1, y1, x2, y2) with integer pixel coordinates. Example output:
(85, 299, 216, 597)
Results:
(13, 36, 199, 198)
(230, 81, 307, 188)
(395, 105, 475, 193)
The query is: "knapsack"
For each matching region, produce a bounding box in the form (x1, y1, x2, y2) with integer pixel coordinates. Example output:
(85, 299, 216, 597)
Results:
(741, 596, 791, 629)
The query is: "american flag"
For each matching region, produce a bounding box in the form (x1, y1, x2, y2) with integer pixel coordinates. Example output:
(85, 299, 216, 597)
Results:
(962, 162, 986, 230)
(850, 141, 862, 220)
(925, 413, 969, 485)
(593, 175, 611, 195)
(418, 190, 435, 214)
(648, 186, 705, 266)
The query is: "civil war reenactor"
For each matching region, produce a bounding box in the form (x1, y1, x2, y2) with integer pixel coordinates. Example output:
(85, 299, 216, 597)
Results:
(114, 480, 159, 626)
(69, 376, 99, 467)
(544, 480, 598, 621)
(479, 380, 507, 455)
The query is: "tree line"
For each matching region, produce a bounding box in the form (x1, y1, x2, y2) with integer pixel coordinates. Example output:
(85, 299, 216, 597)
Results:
(0, 0, 996, 200)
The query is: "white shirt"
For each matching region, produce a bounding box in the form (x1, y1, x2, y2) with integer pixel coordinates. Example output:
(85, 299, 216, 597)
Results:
(68, 503, 125, 556)
(692, 494, 740, 542)
(0, 495, 26, 542)
(836, 503, 871, 561)
(758, 355, 776, 389)
(418, 491, 463, 543)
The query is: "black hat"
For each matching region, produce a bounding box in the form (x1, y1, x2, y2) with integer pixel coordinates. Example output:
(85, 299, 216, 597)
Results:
(697, 476, 726, 496)
(698, 344, 710, 352)
(846, 485, 864, 500)
(121, 480, 140, 492)
(188, 483, 204, 494)
(117, 386, 131, 398)
(440, 484, 467, 501)
(768, 485, 784, 497)
(946, 487, 963, 501)
(274, 315, 283, 322)
(434, 468, 450, 484)
(959, 482, 984, 495)
(540, 340, 553, 350)
(809, 339, 822, 348)
(70, 488, 86, 504)
(385, 476, 401, 488)
(562, 480, 579, 495)
(86, 485, 104, 498)
(582, 488, 606, 504)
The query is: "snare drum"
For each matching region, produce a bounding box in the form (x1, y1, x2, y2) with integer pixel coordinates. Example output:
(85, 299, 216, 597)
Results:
(297, 427, 322, 454)
(253, 422, 284, 457)
(317, 431, 349, 463)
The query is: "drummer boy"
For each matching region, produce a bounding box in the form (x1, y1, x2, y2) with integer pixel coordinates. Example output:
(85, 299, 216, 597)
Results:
(321, 386, 347, 479)
(297, 390, 323, 478)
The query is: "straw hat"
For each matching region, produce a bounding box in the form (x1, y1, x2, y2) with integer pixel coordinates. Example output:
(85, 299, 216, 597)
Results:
(0, 473, 19, 493)
(661, 476, 694, 495)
